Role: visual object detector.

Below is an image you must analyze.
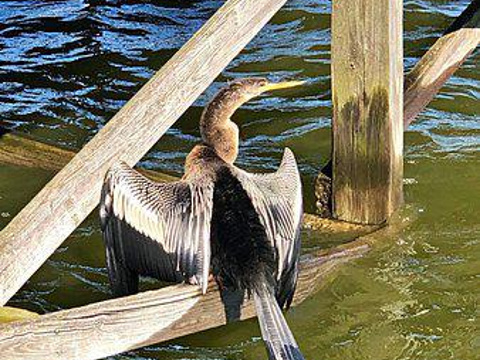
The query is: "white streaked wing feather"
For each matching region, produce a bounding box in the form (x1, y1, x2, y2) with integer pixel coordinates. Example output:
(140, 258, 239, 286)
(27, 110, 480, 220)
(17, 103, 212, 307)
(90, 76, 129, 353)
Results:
(100, 162, 213, 292)
(229, 148, 303, 282)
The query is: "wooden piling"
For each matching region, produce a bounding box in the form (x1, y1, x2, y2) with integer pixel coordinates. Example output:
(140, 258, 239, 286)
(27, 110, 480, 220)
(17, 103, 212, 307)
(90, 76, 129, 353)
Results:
(331, 0, 404, 224)
(315, 0, 478, 217)
(0, 0, 291, 306)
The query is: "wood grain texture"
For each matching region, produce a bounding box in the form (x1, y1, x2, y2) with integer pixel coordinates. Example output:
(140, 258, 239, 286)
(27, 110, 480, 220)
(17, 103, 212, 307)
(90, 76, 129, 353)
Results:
(404, 1, 479, 127)
(0, 222, 399, 360)
(331, 0, 404, 225)
(0, 0, 290, 306)
(315, 1, 479, 217)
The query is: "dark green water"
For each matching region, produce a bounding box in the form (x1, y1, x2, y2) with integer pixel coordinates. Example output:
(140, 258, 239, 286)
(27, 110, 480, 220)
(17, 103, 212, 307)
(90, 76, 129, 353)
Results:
(0, 0, 478, 359)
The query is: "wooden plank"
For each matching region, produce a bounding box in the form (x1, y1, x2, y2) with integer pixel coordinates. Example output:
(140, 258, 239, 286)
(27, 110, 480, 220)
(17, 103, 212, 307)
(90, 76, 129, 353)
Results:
(0, 132, 176, 183)
(0, 0, 290, 306)
(404, 0, 480, 127)
(331, 0, 404, 224)
(0, 224, 392, 360)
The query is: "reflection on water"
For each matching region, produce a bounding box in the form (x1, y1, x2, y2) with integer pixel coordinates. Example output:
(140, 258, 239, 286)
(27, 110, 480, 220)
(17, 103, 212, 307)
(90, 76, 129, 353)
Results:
(0, 0, 478, 359)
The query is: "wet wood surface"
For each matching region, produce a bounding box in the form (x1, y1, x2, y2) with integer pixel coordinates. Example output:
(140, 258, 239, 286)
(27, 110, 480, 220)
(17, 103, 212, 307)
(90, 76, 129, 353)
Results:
(331, 0, 404, 225)
(0, 219, 405, 360)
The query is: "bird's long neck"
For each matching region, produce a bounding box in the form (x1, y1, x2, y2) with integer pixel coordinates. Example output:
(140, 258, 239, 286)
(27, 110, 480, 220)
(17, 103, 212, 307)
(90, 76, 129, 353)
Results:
(200, 87, 245, 164)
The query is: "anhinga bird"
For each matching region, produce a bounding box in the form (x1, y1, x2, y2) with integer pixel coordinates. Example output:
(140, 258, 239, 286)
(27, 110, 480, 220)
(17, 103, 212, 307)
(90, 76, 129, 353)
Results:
(100, 78, 305, 360)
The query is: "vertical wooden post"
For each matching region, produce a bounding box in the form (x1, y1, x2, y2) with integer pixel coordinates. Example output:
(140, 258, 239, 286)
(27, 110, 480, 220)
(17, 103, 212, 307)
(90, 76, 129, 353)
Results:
(331, 0, 403, 224)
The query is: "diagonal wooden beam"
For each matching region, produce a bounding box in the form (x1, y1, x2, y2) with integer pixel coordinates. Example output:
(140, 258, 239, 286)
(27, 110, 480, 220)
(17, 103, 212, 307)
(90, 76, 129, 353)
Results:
(0, 0, 292, 306)
(0, 223, 394, 360)
(404, 0, 480, 127)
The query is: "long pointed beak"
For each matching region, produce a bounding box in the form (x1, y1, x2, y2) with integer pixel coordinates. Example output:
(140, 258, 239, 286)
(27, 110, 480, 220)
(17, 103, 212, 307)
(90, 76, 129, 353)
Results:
(259, 80, 305, 93)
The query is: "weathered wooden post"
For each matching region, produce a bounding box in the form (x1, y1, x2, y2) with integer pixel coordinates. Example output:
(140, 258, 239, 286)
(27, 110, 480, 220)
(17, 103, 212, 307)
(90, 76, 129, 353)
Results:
(331, 0, 404, 224)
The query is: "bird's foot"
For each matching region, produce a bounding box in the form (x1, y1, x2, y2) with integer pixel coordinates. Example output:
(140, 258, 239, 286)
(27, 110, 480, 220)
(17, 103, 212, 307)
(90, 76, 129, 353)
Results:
(187, 275, 199, 286)
(187, 274, 218, 291)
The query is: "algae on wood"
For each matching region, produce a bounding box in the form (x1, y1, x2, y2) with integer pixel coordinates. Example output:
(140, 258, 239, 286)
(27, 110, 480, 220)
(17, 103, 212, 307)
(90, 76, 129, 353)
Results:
(0, 307, 39, 324)
(331, 0, 404, 225)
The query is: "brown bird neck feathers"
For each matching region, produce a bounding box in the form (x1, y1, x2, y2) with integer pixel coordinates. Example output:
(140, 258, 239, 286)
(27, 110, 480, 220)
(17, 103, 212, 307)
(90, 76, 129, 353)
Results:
(200, 78, 268, 164)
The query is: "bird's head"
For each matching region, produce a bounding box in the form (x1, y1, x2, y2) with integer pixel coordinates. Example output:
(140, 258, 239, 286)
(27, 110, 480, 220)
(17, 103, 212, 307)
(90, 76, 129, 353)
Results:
(225, 77, 305, 103)
(200, 77, 304, 164)
(201, 77, 305, 126)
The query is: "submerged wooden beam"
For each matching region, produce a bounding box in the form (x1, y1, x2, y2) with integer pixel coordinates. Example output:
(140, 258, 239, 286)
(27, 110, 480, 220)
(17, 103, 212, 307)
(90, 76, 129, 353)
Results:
(0, 0, 291, 306)
(404, 0, 480, 127)
(0, 131, 377, 236)
(0, 219, 398, 360)
(331, 0, 404, 224)
(0, 132, 176, 183)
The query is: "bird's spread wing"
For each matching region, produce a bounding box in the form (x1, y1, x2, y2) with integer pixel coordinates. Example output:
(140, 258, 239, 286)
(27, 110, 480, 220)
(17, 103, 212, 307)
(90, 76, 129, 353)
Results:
(230, 148, 303, 307)
(100, 162, 213, 294)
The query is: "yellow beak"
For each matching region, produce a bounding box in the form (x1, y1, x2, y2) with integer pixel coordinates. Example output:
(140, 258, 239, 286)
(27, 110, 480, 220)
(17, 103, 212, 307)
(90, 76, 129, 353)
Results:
(259, 80, 305, 93)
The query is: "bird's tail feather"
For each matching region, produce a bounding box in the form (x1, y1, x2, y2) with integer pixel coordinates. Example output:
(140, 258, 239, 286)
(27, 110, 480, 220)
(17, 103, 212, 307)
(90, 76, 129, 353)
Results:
(253, 283, 305, 360)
